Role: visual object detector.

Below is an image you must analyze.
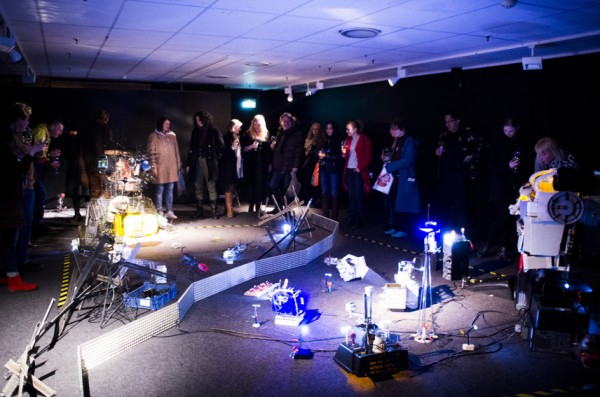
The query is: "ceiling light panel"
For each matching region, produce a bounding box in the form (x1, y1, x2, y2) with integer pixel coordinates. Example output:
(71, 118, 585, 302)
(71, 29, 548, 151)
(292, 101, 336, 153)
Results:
(164, 33, 232, 51)
(182, 8, 277, 36)
(104, 29, 173, 49)
(115, 2, 201, 32)
(242, 15, 344, 41)
(213, 0, 307, 14)
(213, 37, 286, 56)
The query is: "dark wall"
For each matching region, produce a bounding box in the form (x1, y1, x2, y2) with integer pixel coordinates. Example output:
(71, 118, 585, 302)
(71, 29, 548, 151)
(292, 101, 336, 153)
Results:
(228, 52, 599, 212)
(233, 53, 599, 174)
(2, 87, 232, 156)
(3, 52, 599, 208)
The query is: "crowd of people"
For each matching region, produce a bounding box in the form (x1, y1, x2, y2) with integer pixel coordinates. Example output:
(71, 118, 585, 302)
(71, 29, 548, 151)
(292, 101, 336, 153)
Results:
(2, 101, 587, 293)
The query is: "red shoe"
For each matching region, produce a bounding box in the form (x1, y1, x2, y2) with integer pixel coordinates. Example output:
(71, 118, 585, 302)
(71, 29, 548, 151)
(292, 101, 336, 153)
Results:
(7, 274, 38, 292)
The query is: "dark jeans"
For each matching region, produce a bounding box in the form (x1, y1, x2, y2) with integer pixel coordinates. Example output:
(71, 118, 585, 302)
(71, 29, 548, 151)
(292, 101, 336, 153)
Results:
(319, 167, 340, 198)
(33, 161, 47, 224)
(0, 227, 19, 273)
(438, 171, 467, 231)
(345, 170, 364, 221)
(17, 188, 34, 265)
(269, 169, 292, 208)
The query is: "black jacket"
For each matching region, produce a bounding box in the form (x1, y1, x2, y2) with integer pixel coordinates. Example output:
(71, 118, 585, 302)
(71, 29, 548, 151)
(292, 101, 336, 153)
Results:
(186, 124, 224, 181)
(271, 125, 303, 173)
(1, 133, 35, 229)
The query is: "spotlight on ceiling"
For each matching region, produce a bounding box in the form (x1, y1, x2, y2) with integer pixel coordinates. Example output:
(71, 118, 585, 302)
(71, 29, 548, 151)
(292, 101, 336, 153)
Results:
(0, 35, 22, 63)
(388, 68, 407, 86)
(305, 83, 312, 97)
(522, 46, 542, 70)
(305, 81, 324, 97)
(22, 67, 36, 84)
(522, 56, 542, 70)
(284, 86, 293, 102)
(0, 35, 15, 52)
(8, 48, 22, 63)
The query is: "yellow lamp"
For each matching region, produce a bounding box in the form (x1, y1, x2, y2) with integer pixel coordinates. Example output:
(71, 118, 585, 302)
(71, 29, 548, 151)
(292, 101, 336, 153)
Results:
(123, 214, 159, 237)
(529, 169, 557, 193)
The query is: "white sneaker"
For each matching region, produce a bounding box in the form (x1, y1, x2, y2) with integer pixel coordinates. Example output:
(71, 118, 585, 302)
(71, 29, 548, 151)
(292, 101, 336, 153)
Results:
(165, 211, 178, 220)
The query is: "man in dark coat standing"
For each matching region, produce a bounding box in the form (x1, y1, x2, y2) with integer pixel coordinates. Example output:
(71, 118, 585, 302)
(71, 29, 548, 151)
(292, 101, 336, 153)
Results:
(186, 110, 224, 219)
(1, 102, 46, 292)
(269, 112, 304, 210)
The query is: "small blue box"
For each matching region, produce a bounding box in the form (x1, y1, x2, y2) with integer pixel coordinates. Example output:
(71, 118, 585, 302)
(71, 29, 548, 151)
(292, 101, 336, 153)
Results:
(124, 282, 177, 311)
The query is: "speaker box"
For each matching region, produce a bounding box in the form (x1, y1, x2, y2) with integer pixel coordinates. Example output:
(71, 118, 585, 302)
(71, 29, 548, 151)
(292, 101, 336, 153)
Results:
(334, 343, 408, 378)
(530, 295, 588, 333)
(443, 240, 472, 280)
(530, 329, 574, 354)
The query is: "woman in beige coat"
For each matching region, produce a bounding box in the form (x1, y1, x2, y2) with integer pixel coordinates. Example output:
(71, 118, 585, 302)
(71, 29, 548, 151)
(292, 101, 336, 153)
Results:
(148, 115, 181, 219)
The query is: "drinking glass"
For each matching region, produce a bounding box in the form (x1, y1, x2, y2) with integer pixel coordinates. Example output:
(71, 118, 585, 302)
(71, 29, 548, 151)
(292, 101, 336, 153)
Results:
(340, 141, 347, 155)
(22, 128, 33, 144)
(383, 148, 391, 162)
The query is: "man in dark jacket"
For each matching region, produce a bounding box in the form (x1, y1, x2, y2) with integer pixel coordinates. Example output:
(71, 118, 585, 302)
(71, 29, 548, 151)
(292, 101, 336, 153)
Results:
(1, 102, 46, 292)
(434, 110, 485, 233)
(186, 110, 224, 219)
(268, 112, 304, 210)
(80, 109, 114, 199)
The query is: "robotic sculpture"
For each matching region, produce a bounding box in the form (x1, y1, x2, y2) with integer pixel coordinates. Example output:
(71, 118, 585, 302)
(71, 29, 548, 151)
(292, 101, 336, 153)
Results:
(511, 168, 585, 309)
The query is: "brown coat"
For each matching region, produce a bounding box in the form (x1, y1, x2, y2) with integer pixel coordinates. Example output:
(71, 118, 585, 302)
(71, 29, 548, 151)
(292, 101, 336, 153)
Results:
(147, 130, 181, 184)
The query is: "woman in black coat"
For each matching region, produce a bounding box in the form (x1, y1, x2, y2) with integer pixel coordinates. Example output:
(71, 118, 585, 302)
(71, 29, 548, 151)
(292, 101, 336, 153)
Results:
(241, 114, 272, 213)
(220, 119, 243, 217)
(185, 110, 224, 219)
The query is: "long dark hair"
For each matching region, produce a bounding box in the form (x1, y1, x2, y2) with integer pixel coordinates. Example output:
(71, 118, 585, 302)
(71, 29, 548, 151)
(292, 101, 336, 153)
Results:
(155, 115, 171, 131)
(194, 110, 213, 128)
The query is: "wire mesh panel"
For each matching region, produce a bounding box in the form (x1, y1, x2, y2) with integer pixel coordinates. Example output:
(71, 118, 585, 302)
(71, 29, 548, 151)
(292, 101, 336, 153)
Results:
(79, 304, 179, 370)
(256, 250, 307, 277)
(192, 262, 257, 301)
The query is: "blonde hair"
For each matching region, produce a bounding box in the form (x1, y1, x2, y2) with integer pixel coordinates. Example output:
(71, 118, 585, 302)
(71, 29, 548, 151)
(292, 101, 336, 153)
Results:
(304, 122, 324, 149)
(534, 137, 565, 171)
(247, 114, 269, 141)
(227, 118, 243, 132)
(534, 137, 560, 157)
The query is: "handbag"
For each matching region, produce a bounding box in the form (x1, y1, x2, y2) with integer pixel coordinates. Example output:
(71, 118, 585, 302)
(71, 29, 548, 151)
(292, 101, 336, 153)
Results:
(311, 162, 320, 187)
(373, 166, 393, 195)
(177, 169, 186, 196)
(286, 173, 302, 197)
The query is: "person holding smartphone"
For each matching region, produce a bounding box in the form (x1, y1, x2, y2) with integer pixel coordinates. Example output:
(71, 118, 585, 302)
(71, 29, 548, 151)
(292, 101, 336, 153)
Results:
(478, 115, 530, 259)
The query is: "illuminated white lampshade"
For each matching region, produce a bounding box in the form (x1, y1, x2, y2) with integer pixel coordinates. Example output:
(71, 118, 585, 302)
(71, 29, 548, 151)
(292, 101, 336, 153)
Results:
(123, 214, 159, 237)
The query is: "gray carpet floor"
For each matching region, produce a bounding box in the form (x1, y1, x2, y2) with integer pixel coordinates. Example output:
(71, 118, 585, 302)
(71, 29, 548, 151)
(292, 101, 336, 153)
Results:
(1, 203, 599, 397)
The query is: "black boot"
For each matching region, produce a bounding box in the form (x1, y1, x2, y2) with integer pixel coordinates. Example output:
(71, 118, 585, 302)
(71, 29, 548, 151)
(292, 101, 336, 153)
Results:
(211, 200, 219, 219)
(497, 246, 507, 260)
(191, 205, 204, 219)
